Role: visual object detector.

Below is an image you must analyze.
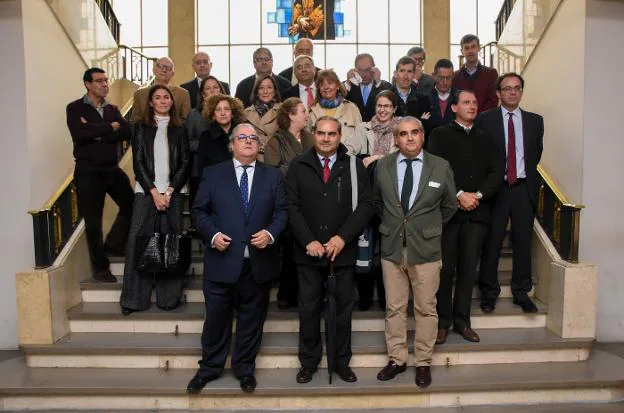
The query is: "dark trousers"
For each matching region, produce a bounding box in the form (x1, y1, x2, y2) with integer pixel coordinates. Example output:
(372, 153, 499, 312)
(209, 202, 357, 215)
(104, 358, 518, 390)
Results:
(276, 230, 298, 305)
(74, 167, 134, 272)
(355, 263, 385, 310)
(298, 264, 354, 369)
(437, 219, 487, 330)
(198, 260, 271, 379)
(480, 181, 535, 301)
(188, 176, 200, 216)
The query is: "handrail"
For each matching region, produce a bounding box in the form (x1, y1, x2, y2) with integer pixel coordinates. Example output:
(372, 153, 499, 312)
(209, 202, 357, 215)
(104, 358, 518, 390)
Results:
(458, 41, 498, 68)
(94, 0, 120, 44)
(495, 0, 518, 41)
(536, 165, 585, 263)
(93, 45, 157, 86)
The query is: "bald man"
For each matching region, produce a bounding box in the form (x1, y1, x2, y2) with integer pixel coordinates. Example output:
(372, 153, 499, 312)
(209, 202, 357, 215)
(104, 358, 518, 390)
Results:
(278, 39, 320, 85)
(181, 52, 231, 109)
(130, 57, 191, 123)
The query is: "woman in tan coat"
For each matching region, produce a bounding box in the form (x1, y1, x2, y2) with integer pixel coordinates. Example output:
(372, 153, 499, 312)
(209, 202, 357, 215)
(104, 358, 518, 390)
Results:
(244, 74, 282, 161)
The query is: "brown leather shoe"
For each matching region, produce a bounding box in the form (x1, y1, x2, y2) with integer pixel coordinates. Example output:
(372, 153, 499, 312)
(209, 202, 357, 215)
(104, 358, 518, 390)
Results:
(435, 329, 448, 345)
(453, 326, 480, 342)
(94, 269, 117, 283)
(376, 360, 406, 381)
(415, 366, 432, 388)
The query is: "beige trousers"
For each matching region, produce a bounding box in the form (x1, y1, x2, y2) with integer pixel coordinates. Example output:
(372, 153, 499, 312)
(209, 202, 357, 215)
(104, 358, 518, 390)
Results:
(382, 249, 441, 367)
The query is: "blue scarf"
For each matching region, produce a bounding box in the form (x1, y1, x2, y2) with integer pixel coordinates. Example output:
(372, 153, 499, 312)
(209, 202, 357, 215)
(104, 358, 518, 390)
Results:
(319, 94, 343, 109)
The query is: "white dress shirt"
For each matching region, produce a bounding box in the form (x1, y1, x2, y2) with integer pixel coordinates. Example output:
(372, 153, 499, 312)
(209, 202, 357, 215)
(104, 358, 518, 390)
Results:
(396, 151, 424, 211)
(298, 83, 317, 109)
(501, 106, 526, 179)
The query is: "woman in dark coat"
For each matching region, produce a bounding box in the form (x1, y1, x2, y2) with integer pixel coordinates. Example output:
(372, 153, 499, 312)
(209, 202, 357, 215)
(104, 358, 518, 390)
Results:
(120, 84, 190, 315)
(196, 94, 246, 173)
(264, 97, 314, 309)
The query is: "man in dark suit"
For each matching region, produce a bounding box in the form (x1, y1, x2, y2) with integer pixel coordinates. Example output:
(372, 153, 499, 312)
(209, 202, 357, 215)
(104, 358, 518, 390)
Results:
(407, 46, 435, 96)
(180, 52, 230, 109)
(477, 73, 544, 314)
(66, 67, 134, 283)
(428, 59, 457, 130)
(187, 123, 288, 394)
(278, 38, 320, 85)
(428, 90, 503, 344)
(391, 56, 433, 141)
(452, 34, 498, 113)
(286, 116, 375, 384)
(374, 116, 457, 388)
(235, 47, 291, 108)
(344, 53, 392, 121)
(281, 55, 318, 110)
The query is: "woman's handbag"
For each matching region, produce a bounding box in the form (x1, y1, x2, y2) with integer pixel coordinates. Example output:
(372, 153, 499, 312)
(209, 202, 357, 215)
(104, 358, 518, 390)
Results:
(350, 155, 375, 274)
(136, 211, 191, 276)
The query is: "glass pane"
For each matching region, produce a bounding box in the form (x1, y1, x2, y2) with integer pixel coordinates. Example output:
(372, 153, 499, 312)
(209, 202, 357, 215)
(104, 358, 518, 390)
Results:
(141, 46, 169, 61)
(358, 44, 390, 82)
(271, 44, 297, 80)
(229, 45, 258, 94)
(478, 0, 505, 45)
(230, 0, 261, 44)
(325, 44, 357, 82)
(197, 0, 228, 45)
(261, 0, 292, 44)
(451, 0, 477, 44)
(141, 0, 168, 47)
(450, 44, 462, 69)
(389, 0, 421, 43)
(357, 0, 388, 43)
(333, 0, 356, 43)
(198, 46, 230, 86)
(114, 0, 141, 47)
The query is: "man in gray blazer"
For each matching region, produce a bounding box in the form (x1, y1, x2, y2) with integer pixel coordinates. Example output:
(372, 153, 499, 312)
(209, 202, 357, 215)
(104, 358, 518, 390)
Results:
(374, 116, 457, 388)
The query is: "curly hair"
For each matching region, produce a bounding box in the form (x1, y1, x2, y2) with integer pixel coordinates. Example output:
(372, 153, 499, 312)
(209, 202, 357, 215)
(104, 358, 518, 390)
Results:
(276, 97, 304, 131)
(201, 94, 246, 125)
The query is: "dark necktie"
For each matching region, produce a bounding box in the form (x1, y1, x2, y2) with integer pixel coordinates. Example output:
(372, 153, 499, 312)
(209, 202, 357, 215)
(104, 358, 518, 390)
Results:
(240, 165, 251, 214)
(401, 158, 415, 214)
(322, 157, 330, 183)
(507, 112, 517, 185)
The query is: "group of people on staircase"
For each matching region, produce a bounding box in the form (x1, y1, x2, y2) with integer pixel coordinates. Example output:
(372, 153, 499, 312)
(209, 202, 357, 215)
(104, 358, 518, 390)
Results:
(65, 32, 543, 394)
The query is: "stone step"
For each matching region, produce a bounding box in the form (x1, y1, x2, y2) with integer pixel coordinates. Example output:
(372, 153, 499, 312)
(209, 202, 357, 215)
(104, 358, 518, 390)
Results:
(67, 298, 547, 334)
(1, 350, 623, 410)
(22, 328, 592, 369)
(80, 270, 533, 303)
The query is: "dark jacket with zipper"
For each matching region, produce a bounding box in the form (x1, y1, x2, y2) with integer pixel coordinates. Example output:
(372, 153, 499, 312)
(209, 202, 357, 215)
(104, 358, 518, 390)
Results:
(285, 143, 375, 267)
(132, 123, 191, 193)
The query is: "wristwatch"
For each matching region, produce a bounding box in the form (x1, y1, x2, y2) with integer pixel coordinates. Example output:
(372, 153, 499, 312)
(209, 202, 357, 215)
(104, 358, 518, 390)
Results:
(476, 191, 483, 200)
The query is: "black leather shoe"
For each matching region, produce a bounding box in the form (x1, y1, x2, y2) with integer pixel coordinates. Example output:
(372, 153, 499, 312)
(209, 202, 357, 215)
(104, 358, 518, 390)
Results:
(480, 300, 496, 314)
(296, 366, 317, 383)
(453, 326, 481, 343)
(239, 375, 257, 393)
(94, 269, 117, 283)
(335, 366, 357, 382)
(277, 300, 291, 310)
(513, 296, 538, 313)
(121, 307, 135, 316)
(415, 366, 432, 388)
(186, 372, 215, 394)
(377, 361, 406, 381)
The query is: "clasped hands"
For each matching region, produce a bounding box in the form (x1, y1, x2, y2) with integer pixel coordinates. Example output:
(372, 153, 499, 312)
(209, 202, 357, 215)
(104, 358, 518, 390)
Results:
(212, 230, 272, 252)
(306, 235, 345, 261)
(150, 187, 174, 211)
(457, 192, 480, 211)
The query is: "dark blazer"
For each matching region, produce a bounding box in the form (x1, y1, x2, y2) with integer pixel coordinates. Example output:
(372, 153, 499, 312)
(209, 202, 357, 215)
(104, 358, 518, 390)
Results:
(452, 64, 499, 113)
(281, 84, 300, 101)
(132, 123, 191, 193)
(345, 80, 393, 122)
(428, 88, 457, 130)
(476, 107, 544, 206)
(66, 97, 131, 171)
(192, 160, 288, 284)
(414, 73, 435, 96)
(235, 73, 292, 108)
(196, 121, 237, 175)
(391, 86, 433, 141)
(428, 121, 503, 224)
(375, 151, 457, 265)
(278, 66, 322, 84)
(180, 77, 231, 109)
(285, 144, 375, 268)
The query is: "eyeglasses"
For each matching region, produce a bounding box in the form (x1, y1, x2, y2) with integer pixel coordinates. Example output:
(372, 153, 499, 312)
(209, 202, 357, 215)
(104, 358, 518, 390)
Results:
(91, 78, 110, 84)
(412, 57, 426, 63)
(376, 103, 394, 110)
(254, 56, 272, 63)
(436, 75, 453, 82)
(193, 59, 210, 65)
(356, 67, 373, 75)
(156, 63, 173, 72)
(500, 86, 523, 93)
(236, 134, 259, 142)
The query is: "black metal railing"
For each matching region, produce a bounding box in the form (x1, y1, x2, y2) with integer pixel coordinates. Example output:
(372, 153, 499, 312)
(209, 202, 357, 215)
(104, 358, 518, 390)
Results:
(29, 105, 133, 268)
(95, 45, 156, 86)
(537, 166, 585, 263)
(458, 41, 498, 68)
(94, 0, 120, 44)
(496, 0, 518, 41)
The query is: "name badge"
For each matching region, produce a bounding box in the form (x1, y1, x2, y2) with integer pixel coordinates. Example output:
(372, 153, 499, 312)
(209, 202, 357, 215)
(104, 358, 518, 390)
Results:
(428, 181, 441, 188)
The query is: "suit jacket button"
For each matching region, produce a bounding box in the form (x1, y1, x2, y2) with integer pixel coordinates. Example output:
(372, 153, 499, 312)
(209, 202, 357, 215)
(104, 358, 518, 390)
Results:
(323, 192, 327, 197)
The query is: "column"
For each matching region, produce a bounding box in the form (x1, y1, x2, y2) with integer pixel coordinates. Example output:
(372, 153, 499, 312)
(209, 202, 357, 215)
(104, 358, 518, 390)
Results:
(168, 0, 195, 85)
(422, 0, 450, 74)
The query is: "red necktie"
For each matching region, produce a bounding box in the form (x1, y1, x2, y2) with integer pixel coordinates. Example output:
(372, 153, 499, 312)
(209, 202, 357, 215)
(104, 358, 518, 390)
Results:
(306, 86, 314, 108)
(322, 157, 330, 183)
(507, 112, 517, 185)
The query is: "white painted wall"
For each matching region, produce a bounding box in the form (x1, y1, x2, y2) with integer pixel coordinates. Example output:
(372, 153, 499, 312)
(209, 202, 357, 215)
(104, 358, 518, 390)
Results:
(581, 0, 624, 341)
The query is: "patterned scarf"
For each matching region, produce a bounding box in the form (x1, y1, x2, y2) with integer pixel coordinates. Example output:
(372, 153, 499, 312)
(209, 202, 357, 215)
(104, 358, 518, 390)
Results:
(370, 116, 401, 156)
(255, 101, 273, 118)
(319, 93, 344, 109)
